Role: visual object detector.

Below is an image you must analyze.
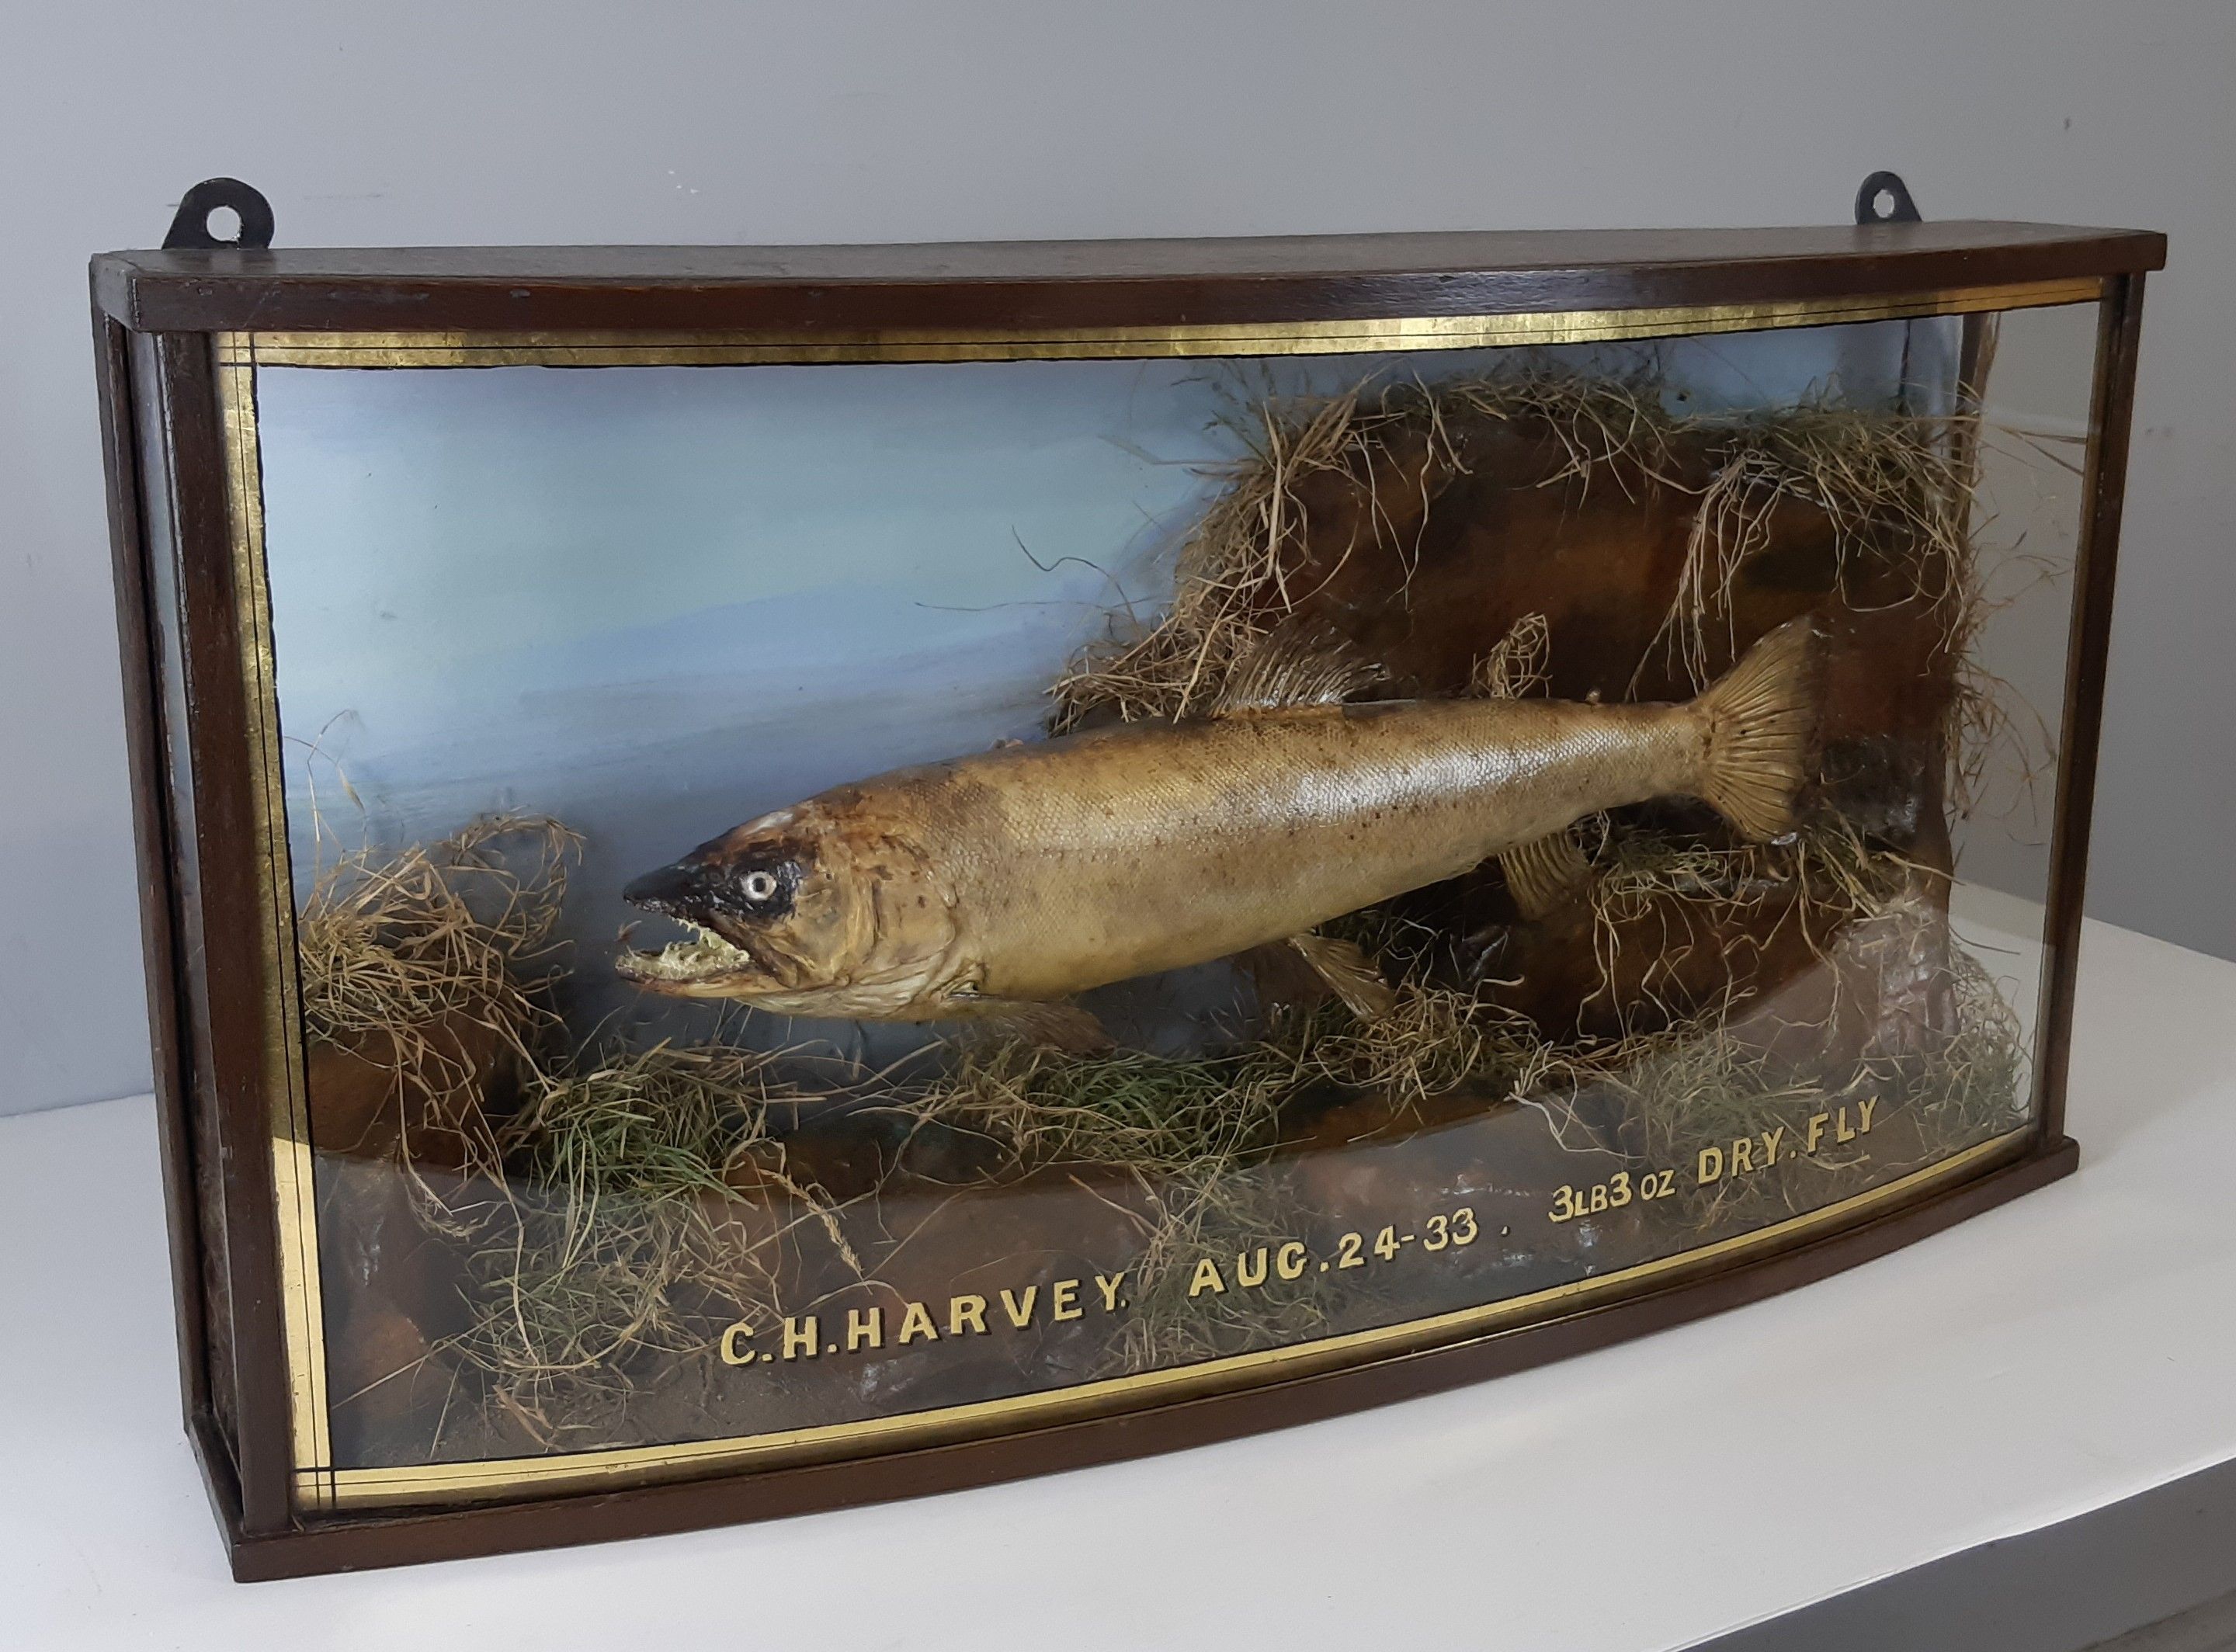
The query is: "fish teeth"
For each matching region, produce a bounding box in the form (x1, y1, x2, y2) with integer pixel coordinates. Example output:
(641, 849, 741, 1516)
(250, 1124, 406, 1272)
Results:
(629, 922, 753, 980)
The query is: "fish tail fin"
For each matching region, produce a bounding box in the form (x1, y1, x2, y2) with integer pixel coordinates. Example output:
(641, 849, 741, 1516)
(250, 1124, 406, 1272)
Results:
(1692, 615, 1825, 842)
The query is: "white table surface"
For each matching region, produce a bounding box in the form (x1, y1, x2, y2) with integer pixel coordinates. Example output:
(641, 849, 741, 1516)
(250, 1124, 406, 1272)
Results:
(6, 912, 2234, 1650)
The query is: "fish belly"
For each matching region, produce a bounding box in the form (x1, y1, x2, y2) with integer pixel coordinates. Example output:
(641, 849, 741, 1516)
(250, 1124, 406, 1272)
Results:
(927, 699, 1698, 1001)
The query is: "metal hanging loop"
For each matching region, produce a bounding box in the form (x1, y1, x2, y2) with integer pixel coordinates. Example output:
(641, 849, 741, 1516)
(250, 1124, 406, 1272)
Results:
(1854, 171, 1922, 225)
(164, 179, 276, 250)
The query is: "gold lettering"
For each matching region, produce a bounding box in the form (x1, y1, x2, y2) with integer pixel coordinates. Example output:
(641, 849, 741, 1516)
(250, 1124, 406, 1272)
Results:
(950, 1294, 988, 1336)
(845, 1307, 883, 1352)
(999, 1286, 1037, 1328)
(720, 1323, 755, 1366)
(1235, 1248, 1269, 1289)
(1835, 1106, 1856, 1144)
(1275, 1241, 1307, 1280)
(1051, 1279, 1082, 1321)
(1094, 1272, 1125, 1311)
(782, 1316, 818, 1361)
(1859, 1095, 1878, 1133)
(1731, 1137, 1755, 1175)
(1189, 1257, 1227, 1297)
(1760, 1126, 1784, 1166)
(1807, 1112, 1830, 1154)
(1698, 1145, 1724, 1185)
(897, 1300, 939, 1345)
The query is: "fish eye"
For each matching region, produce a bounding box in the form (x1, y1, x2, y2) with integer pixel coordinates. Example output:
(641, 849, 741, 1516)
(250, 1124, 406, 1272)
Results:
(741, 869, 781, 904)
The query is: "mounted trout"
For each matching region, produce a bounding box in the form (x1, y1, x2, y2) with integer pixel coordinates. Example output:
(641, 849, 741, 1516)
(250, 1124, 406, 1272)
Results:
(618, 616, 1825, 1049)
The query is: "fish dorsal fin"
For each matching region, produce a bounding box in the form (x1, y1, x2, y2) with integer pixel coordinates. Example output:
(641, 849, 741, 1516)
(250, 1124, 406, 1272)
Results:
(1211, 624, 1380, 715)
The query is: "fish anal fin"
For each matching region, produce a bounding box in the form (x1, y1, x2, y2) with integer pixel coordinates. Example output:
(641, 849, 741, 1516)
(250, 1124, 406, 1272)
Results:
(1501, 828, 1593, 920)
(942, 994, 1115, 1054)
(1211, 623, 1380, 715)
(1288, 932, 1397, 1022)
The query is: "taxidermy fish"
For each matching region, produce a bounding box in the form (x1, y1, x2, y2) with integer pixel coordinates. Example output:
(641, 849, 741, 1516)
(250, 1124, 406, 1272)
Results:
(617, 616, 1823, 1050)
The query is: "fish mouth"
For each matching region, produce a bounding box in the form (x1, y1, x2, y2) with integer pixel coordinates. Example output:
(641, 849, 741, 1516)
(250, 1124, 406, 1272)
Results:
(615, 919, 769, 996)
(617, 856, 779, 996)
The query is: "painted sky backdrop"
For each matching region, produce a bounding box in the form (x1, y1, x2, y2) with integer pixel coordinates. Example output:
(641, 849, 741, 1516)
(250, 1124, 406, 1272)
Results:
(253, 321, 1965, 1045)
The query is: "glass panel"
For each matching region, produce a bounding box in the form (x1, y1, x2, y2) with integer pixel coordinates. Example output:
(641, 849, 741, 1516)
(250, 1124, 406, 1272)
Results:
(247, 305, 2099, 1494)
(1947, 301, 2100, 1060)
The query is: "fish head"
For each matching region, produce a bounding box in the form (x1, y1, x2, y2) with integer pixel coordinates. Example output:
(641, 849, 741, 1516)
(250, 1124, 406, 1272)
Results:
(615, 803, 956, 1011)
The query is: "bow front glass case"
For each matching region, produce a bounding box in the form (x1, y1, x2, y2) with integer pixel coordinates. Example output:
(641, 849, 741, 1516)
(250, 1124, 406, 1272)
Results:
(92, 217, 2161, 1575)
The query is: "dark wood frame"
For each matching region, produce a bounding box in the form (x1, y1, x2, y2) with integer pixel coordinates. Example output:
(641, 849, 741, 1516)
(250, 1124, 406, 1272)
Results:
(89, 220, 2163, 1581)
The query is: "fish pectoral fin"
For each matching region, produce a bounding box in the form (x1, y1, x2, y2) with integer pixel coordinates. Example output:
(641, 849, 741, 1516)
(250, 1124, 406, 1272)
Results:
(1501, 828, 1593, 920)
(1211, 623, 1381, 715)
(1287, 933, 1397, 1022)
(940, 993, 1116, 1055)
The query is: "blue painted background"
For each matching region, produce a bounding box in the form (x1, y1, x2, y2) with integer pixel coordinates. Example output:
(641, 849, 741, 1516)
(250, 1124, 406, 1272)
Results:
(255, 323, 1942, 1049)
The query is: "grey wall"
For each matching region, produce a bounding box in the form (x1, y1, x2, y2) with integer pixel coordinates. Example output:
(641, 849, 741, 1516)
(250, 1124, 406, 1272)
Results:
(4, 0, 2231, 1116)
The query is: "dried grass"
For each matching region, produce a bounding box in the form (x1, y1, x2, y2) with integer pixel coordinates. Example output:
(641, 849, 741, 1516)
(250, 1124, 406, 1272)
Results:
(1510, 815, 2027, 1226)
(436, 1039, 863, 1449)
(882, 811, 2026, 1369)
(298, 814, 575, 1182)
(333, 810, 2029, 1421)
(1048, 370, 1675, 732)
(1048, 363, 2037, 817)
(1647, 406, 1973, 689)
(1601, 941, 2027, 1232)
(895, 1036, 1343, 1369)
(300, 816, 575, 1054)
(314, 361, 2047, 1422)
